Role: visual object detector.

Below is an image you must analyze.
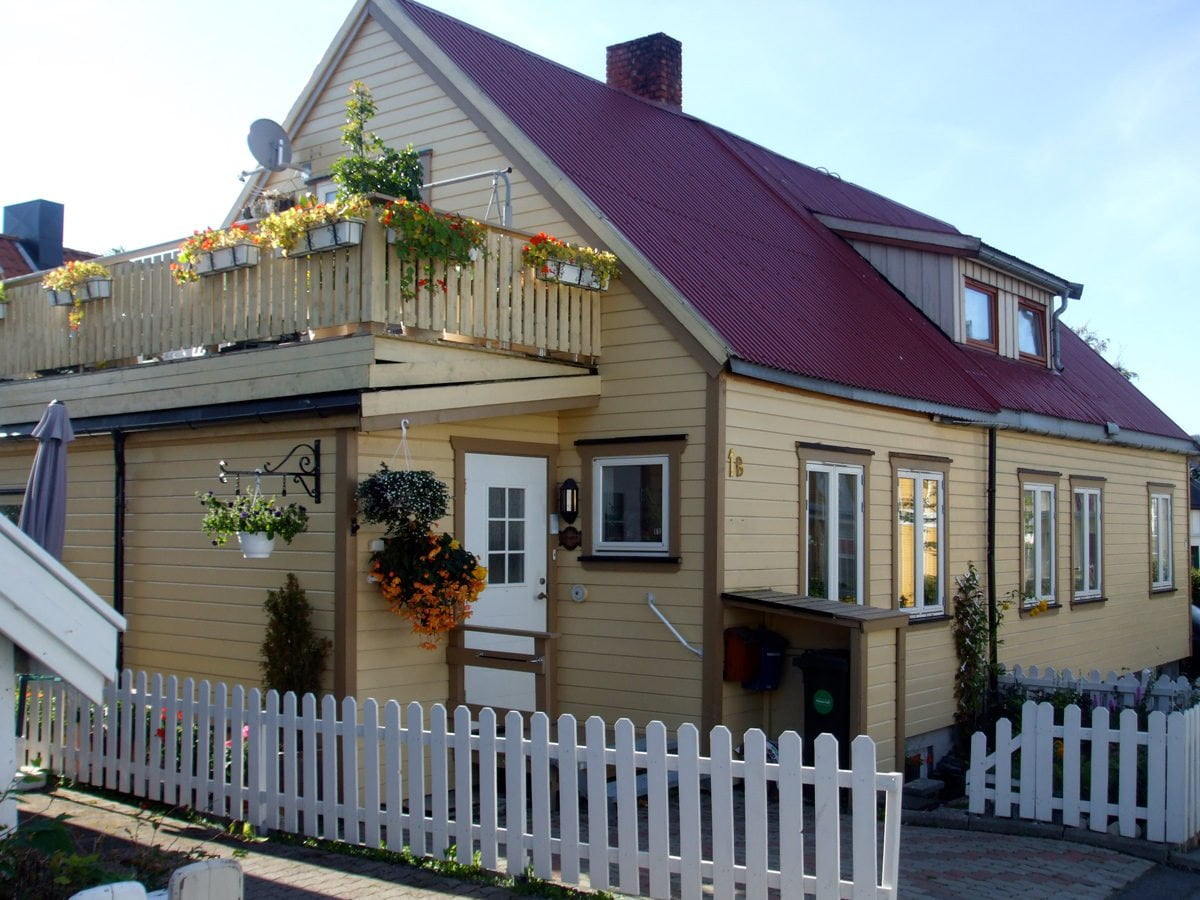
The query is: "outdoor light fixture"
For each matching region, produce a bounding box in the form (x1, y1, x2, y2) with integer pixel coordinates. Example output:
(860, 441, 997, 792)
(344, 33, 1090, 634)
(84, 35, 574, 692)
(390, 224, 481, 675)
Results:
(558, 478, 579, 524)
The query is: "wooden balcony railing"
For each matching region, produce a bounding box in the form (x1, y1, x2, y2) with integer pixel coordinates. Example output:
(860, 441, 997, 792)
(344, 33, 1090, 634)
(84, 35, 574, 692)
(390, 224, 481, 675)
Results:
(0, 217, 603, 378)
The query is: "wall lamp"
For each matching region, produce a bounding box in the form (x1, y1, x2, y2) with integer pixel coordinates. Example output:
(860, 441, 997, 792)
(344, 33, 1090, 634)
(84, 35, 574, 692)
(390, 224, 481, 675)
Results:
(558, 478, 579, 524)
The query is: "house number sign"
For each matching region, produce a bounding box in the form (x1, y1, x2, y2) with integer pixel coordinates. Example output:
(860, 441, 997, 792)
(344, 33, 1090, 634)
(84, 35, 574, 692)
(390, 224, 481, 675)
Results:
(727, 448, 744, 477)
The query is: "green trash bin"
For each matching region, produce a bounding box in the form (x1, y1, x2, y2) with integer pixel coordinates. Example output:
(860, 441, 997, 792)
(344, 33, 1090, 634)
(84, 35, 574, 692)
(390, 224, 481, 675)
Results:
(795, 649, 850, 766)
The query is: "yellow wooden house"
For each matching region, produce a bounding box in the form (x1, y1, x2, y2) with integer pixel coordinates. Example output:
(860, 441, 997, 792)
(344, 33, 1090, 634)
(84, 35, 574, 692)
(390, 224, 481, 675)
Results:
(0, 0, 1193, 770)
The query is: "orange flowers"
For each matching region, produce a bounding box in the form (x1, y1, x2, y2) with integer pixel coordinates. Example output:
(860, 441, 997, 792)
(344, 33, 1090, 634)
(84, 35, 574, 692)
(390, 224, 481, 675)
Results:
(370, 530, 486, 649)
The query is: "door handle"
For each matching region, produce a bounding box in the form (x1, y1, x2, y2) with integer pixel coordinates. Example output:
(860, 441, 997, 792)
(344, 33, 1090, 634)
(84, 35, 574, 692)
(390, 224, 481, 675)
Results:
(536, 592, 548, 600)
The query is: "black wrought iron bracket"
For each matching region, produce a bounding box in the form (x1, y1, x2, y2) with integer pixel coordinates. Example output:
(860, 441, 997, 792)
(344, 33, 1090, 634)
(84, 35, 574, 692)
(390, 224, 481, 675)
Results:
(218, 439, 322, 504)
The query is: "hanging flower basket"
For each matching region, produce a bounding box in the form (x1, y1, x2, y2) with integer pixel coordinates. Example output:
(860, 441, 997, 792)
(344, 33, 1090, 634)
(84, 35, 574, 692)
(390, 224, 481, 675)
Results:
(47, 290, 74, 307)
(257, 195, 372, 257)
(173, 225, 263, 285)
(355, 464, 485, 648)
(197, 491, 309, 553)
(237, 531, 276, 559)
(42, 260, 114, 305)
(73, 276, 113, 301)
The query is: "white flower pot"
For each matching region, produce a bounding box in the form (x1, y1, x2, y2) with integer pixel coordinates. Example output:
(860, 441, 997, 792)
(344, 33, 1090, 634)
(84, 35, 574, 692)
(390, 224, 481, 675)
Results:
(305, 218, 364, 253)
(237, 531, 276, 559)
(558, 260, 582, 285)
(0, 304, 6, 321)
(535, 258, 562, 282)
(197, 243, 260, 276)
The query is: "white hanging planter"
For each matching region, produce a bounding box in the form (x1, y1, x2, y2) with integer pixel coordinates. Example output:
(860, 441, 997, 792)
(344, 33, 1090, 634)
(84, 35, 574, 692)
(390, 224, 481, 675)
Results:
(237, 531, 276, 559)
(304, 217, 364, 253)
(0, 304, 6, 321)
(195, 243, 260, 276)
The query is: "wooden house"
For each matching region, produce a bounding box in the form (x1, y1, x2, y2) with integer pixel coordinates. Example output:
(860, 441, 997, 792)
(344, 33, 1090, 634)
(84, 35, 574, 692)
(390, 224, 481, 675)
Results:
(0, 0, 1193, 769)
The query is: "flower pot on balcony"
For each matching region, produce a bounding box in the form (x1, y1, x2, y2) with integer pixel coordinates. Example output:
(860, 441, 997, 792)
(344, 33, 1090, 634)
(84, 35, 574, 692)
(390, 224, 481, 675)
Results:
(237, 531, 276, 559)
(74, 277, 113, 302)
(558, 260, 582, 285)
(0, 304, 6, 321)
(304, 217, 364, 253)
(46, 289, 74, 307)
(195, 242, 260, 276)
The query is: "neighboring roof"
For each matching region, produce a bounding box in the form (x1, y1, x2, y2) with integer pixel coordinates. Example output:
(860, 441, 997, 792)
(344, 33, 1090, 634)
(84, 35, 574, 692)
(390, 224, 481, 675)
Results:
(0, 515, 125, 703)
(390, 1, 1189, 445)
(0, 235, 95, 280)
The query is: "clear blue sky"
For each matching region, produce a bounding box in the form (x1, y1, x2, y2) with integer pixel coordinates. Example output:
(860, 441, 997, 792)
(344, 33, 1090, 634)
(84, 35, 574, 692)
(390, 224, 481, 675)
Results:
(3, 1, 1197, 435)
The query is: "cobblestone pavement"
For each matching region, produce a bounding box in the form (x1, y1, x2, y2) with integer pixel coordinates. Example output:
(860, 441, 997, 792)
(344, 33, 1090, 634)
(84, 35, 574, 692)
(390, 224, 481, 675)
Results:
(16, 787, 1188, 898)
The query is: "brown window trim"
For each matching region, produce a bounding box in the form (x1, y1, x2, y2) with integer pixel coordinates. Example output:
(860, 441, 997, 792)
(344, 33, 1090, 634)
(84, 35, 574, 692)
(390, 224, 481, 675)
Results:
(1017, 298, 1048, 364)
(1018, 470, 1059, 609)
(963, 279, 998, 351)
(577, 436, 685, 563)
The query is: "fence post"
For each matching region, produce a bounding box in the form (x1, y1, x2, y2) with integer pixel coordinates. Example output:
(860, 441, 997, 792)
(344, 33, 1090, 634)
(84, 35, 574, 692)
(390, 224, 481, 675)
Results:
(1166, 709, 1187, 843)
(851, 735, 880, 899)
(1089, 706, 1110, 833)
(1018, 701, 1037, 820)
(968, 730, 987, 814)
(813, 733, 841, 898)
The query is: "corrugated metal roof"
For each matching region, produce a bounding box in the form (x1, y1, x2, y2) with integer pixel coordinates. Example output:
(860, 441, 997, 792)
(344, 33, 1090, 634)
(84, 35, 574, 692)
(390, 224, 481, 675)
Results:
(396, 0, 1187, 441)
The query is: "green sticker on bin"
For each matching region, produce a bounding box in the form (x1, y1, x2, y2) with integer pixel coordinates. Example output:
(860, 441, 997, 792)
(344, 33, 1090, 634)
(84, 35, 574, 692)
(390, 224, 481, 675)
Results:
(812, 688, 834, 715)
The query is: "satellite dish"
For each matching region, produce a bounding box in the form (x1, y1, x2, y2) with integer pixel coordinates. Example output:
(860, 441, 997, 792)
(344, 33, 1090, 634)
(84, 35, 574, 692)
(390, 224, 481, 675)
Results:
(247, 119, 292, 172)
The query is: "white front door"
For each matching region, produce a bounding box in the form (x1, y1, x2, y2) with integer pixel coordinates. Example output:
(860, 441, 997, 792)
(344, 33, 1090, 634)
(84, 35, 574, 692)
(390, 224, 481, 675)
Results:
(463, 453, 548, 711)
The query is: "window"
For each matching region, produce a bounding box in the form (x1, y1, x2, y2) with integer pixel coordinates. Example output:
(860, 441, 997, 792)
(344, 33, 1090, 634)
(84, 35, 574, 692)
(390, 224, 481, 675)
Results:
(806, 462, 864, 603)
(593, 455, 668, 554)
(897, 469, 944, 616)
(964, 281, 997, 349)
(577, 435, 685, 562)
(1017, 300, 1047, 362)
(1150, 489, 1173, 590)
(486, 486, 526, 584)
(1021, 480, 1056, 606)
(0, 488, 21, 525)
(1071, 482, 1103, 600)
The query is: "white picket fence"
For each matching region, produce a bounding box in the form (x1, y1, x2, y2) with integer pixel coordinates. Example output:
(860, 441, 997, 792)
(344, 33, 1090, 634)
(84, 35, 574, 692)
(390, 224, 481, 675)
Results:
(1000, 665, 1198, 713)
(18, 671, 903, 898)
(967, 700, 1200, 844)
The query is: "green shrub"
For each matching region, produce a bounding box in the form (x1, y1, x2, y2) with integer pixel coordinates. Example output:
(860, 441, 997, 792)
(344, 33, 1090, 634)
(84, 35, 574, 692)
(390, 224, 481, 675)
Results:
(260, 573, 330, 697)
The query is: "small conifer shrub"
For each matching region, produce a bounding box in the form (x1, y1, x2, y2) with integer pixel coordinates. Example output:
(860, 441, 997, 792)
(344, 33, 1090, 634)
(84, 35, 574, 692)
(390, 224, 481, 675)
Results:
(260, 573, 330, 697)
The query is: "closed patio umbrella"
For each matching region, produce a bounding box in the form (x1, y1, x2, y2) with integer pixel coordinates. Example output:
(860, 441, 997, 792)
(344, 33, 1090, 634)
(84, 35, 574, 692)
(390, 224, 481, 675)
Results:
(17, 400, 75, 560)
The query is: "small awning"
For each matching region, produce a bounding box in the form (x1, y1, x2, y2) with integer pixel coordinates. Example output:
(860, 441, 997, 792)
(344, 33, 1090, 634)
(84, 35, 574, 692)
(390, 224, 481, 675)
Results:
(722, 590, 909, 632)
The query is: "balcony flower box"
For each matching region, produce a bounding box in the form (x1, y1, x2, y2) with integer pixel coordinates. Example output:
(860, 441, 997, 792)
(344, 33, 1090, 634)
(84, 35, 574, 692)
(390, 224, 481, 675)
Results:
(194, 242, 261, 276)
(304, 217, 364, 253)
(0, 304, 6, 321)
(521, 232, 617, 292)
(42, 260, 113, 306)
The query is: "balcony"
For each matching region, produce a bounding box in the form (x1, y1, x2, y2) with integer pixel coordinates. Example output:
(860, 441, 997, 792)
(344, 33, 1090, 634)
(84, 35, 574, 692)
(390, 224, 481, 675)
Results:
(0, 217, 605, 428)
(0, 216, 603, 378)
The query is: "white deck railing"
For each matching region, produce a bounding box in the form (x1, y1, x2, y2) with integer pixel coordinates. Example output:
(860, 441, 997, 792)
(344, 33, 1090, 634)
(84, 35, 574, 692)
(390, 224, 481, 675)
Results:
(19, 670, 902, 899)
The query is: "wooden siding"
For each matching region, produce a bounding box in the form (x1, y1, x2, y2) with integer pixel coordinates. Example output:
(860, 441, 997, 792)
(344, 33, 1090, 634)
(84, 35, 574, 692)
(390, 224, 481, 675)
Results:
(722, 375, 1190, 739)
(556, 290, 710, 731)
(354, 415, 559, 708)
(958, 259, 1054, 363)
(848, 240, 956, 339)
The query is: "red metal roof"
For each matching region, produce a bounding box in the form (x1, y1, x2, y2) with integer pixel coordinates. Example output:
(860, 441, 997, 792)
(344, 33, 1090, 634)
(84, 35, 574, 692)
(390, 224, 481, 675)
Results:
(0, 236, 95, 280)
(395, 1, 1187, 441)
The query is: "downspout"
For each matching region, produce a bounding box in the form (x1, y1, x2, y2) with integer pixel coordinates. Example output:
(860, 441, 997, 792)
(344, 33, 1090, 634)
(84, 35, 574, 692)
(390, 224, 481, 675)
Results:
(1050, 293, 1070, 371)
(986, 426, 998, 702)
(113, 430, 126, 672)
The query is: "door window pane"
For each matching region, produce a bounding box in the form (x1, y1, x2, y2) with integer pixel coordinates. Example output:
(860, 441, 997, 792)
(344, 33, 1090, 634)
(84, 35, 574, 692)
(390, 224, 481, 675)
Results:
(486, 486, 526, 585)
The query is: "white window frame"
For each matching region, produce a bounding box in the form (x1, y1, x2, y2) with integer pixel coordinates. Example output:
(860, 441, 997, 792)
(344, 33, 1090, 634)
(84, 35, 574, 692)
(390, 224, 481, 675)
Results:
(1072, 486, 1102, 600)
(1150, 491, 1173, 590)
(1022, 482, 1056, 606)
(591, 454, 669, 556)
(806, 461, 865, 605)
(897, 469, 944, 617)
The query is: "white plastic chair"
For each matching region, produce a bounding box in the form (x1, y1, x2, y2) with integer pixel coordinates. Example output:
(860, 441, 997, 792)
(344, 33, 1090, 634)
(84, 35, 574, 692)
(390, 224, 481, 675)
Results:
(163, 858, 243, 900)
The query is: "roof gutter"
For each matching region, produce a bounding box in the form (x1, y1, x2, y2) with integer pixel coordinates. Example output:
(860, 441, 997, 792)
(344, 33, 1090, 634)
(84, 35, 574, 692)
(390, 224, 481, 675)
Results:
(729, 359, 1197, 455)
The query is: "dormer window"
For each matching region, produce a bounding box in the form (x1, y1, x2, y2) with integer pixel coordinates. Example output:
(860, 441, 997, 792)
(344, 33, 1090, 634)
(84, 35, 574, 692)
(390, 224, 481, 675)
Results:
(963, 281, 997, 350)
(1017, 300, 1047, 362)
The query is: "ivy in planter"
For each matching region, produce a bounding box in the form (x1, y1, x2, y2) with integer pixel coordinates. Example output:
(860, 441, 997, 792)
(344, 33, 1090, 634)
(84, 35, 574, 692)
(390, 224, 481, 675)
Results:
(356, 465, 485, 649)
(380, 199, 488, 300)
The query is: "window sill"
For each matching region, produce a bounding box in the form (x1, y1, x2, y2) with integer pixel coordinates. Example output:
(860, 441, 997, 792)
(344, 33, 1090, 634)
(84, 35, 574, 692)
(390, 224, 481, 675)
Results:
(1070, 595, 1107, 607)
(903, 612, 950, 627)
(1150, 586, 1177, 596)
(1019, 602, 1062, 618)
(580, 555, 680, 566)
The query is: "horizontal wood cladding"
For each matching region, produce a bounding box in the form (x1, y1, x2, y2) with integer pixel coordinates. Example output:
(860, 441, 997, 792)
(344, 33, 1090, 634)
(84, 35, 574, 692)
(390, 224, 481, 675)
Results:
(721, 375, 1190, 739)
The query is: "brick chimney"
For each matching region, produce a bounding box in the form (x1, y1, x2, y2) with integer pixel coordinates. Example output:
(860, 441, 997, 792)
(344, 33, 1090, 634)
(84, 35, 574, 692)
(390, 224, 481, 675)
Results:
(606, 33, 682, 109)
